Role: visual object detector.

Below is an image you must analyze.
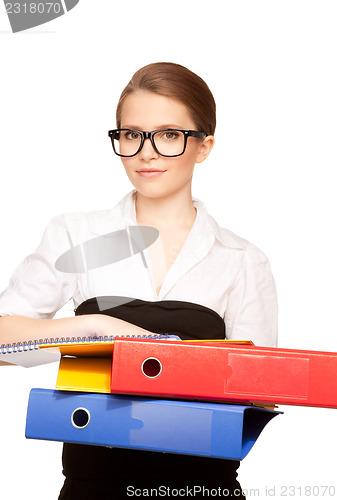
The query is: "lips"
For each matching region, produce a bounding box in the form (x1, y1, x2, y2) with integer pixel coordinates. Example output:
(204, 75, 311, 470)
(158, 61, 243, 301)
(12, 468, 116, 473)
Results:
(136, 169, 166, 178)
(136, 169, 166, 173)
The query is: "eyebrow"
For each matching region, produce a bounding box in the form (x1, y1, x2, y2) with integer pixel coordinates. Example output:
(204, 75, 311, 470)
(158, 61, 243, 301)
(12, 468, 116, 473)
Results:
(120, 124, 186, 130)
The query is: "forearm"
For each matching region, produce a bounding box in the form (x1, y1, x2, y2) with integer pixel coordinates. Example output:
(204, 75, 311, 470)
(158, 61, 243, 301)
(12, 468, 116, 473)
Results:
(0, 314, 153, 346)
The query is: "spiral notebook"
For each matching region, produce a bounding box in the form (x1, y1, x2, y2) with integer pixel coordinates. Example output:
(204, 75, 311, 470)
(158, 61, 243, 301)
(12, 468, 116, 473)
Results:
(0, 334, 180, 368)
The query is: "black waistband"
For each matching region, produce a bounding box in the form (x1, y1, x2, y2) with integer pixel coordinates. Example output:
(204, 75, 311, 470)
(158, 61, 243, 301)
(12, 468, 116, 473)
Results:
(74, 296, 225, 341)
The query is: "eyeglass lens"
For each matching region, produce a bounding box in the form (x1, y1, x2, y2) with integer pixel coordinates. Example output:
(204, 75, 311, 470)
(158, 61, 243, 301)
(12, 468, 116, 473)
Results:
(113, 130, 186, 157)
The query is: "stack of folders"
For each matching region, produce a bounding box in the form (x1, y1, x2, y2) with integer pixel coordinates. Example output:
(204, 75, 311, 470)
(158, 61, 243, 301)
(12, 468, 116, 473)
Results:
(19, 336, 278, 460)
(17, 335, 337, 460)
(22, 336, 337, 459)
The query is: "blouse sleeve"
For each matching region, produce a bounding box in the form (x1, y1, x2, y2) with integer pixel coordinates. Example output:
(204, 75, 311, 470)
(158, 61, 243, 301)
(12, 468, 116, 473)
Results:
(0, 215, 77, 319)
(224, 243, 278, 347)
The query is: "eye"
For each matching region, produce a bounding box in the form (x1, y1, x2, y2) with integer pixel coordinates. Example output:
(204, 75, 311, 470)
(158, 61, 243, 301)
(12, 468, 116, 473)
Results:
(125, 131, 142, 141)
(161, 130, 180, 141)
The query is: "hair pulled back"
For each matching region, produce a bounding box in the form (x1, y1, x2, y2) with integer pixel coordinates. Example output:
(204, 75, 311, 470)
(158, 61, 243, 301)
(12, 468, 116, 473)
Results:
(116, 62, 216, 136)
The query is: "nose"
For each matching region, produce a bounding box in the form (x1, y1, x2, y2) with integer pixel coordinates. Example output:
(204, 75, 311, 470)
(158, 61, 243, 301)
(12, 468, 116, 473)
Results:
(139, 137, 159, 160)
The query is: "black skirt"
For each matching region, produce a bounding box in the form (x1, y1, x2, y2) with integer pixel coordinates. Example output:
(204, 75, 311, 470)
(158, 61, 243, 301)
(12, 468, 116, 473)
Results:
(59, 296, 246, 499)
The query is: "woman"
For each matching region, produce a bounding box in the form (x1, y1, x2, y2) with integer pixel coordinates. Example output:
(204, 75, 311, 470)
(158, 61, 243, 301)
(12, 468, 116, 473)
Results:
(0, 62, 278, 498)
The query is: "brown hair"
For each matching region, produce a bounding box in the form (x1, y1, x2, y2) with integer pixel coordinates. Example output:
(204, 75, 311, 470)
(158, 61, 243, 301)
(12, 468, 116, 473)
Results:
(116, 62, 216, 136)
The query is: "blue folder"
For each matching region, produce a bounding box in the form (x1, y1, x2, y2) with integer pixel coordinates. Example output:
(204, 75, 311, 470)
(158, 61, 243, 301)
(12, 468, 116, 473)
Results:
(25, 389, 280, 460)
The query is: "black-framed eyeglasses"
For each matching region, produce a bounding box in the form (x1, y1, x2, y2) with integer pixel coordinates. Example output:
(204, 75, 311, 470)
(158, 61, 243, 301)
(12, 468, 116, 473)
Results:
(108, 128, 207, 158)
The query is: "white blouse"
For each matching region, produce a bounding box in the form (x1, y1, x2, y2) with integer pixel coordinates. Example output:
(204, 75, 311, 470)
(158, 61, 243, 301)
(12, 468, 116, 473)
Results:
(0, 190, 278, 346)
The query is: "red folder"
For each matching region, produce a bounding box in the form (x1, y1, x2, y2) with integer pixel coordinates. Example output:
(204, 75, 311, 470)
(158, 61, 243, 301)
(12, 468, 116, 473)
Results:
(110, 338, 337, 408)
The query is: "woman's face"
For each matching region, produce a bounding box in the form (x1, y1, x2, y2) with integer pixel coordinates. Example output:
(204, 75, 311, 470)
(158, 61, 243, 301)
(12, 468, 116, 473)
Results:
(118, 90, 214, 199)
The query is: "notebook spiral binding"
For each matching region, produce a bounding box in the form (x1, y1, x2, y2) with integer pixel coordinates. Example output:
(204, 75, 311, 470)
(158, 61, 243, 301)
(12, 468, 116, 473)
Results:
(0, 334, 178, 355)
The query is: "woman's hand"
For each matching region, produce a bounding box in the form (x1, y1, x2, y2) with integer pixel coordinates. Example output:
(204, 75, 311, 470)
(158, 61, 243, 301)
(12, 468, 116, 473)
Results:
(0, 313, 154, 347)
(83, 313, 154, 338)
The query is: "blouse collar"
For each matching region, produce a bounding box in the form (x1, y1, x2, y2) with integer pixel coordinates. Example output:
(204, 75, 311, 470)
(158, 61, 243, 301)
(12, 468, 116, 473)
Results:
(118, 189, 246, 251)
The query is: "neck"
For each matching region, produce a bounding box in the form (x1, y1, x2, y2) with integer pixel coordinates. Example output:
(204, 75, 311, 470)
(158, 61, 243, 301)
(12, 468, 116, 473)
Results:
(135, 188, 197, 230)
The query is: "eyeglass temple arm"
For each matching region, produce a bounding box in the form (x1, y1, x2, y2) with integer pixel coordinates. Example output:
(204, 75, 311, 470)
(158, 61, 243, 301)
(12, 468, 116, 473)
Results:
(189, 131, 207, 139)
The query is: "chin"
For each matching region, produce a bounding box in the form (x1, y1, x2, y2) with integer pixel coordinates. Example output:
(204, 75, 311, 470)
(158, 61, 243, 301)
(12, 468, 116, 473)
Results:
(132, 183, 174, 200)
(135, 187, 168, 199)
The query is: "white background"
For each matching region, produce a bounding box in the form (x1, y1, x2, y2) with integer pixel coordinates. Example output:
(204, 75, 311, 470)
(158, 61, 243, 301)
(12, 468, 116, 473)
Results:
(0, 1, 337, 499)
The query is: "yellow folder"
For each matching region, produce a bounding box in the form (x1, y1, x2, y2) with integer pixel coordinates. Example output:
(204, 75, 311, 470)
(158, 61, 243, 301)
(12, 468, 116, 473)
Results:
(56, 356, 112, 393)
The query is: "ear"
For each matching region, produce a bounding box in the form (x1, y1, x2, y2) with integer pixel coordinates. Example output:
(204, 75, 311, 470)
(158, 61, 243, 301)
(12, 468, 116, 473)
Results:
(195, 135, 215, 163)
